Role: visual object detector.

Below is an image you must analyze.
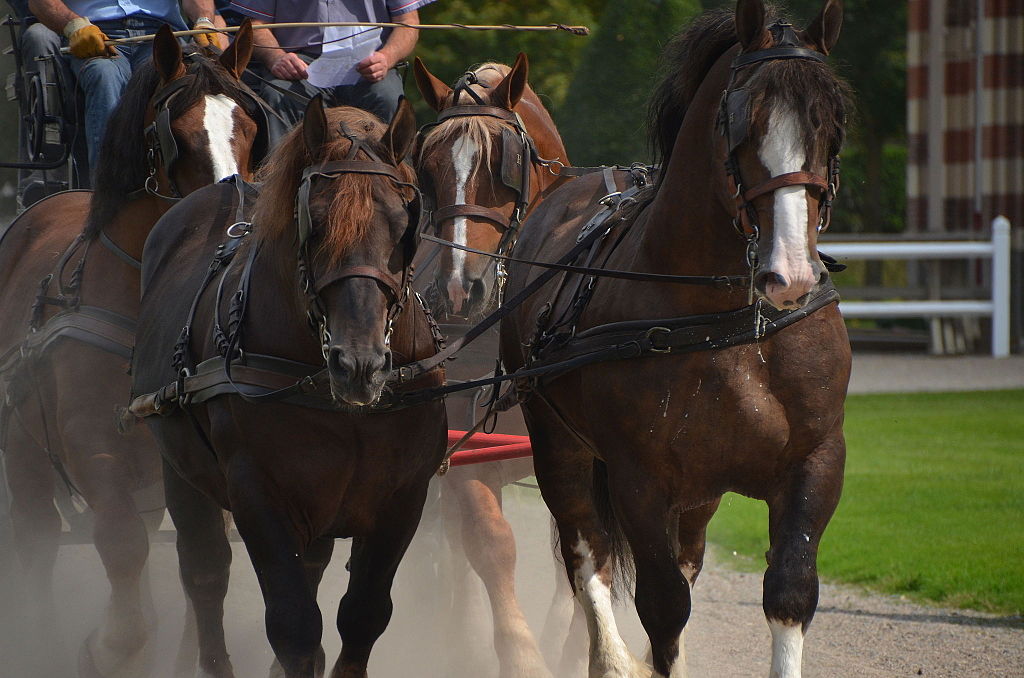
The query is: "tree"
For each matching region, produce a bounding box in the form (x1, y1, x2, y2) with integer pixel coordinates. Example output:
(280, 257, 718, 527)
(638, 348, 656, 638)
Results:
(412, 1, 604, 121)
(556, 0, 703, 166)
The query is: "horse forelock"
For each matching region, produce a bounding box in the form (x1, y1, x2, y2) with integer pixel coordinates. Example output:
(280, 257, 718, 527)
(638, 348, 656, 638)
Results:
(253, 108, 415, 267)
(647, 4, 848, 176)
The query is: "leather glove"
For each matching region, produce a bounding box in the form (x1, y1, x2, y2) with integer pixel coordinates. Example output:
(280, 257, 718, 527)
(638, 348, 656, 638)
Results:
(192, 17, 227, 51)
(64, 18, 116, 59)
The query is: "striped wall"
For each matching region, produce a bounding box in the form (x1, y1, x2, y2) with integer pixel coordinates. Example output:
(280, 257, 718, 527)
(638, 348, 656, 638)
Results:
(907, 0, 1023, 233)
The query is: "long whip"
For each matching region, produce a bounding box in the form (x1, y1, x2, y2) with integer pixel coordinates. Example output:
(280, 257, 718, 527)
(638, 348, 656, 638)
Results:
(84, 21, 590, 49)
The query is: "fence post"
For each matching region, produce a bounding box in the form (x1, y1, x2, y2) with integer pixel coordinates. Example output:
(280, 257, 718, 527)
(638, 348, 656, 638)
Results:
(992, 216, 1011, 357)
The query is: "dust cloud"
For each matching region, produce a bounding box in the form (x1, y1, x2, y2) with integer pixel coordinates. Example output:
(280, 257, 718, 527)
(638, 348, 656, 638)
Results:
(0, 475, 648, 677)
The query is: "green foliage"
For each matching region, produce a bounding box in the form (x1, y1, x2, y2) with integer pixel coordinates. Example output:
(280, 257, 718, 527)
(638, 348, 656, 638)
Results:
(707, 390, 1024, 615)
(556, 0, 703, 165)
(411, 1, 604, 122)
(830, 142, 907, 233)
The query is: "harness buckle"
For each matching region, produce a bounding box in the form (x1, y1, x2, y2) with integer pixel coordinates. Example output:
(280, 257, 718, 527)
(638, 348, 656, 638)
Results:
(644, 327, 673, 354)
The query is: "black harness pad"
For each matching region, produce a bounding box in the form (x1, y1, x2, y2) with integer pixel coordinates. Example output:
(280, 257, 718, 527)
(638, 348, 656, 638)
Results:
(500, 127, 525, 194)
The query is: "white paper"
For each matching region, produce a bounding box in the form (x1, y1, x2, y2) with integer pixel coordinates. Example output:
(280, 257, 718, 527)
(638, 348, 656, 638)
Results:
(306, 26, 382, 88)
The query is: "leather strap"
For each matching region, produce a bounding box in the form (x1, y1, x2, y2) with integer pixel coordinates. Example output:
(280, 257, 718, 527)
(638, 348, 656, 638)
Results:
(732, 46, 826, 69)
(743, 171, 829, 203)
(98, 230, 142, 270)
(313, 264, 404, 301)
(437, 105, 519, 125)
(432, 204, 511, 230)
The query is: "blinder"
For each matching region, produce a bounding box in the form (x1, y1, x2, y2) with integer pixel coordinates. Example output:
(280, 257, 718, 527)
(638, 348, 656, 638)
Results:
(500, 126, 526, 193)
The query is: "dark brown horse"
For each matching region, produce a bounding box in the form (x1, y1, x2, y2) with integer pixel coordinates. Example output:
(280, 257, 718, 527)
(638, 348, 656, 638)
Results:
(499, 2, 850, 677)
(130, 99, 446, 678)
(414, 54, 576, 678)
(0, 25, 261, 677)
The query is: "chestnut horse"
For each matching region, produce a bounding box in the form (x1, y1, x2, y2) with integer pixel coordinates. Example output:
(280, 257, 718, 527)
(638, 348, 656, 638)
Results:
(130, 99, 446, 678)
(414, 54, 575, 678)
(0, 25, 262, 677)
(499, 2, 850, 677)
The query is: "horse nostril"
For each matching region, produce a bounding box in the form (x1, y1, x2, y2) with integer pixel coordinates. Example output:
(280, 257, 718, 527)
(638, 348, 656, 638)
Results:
(818, 270, 829, 285)
(755, 271, 787, 291)
(328, 347, 352, 377)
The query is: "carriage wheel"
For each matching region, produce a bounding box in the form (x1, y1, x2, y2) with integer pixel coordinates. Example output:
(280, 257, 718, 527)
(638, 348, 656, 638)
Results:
(23, 73, 46, 162)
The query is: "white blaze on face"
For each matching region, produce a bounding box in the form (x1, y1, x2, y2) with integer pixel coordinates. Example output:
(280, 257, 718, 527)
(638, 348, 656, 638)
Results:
(203, 93, 240, 181)
(758, 106, 816, 307)
(768, 619, 804, 678)
(572, 537, 646, 678)
(447, 134, 479, 309)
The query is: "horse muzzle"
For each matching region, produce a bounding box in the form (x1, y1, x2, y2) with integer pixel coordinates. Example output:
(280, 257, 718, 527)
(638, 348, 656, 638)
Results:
(327, 346, 391, 407)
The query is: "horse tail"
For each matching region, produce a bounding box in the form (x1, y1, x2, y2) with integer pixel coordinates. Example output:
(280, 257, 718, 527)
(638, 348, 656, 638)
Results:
(591, 458, 635, 599)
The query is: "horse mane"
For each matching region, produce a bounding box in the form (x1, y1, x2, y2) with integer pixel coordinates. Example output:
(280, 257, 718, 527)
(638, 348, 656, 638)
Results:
(252, 107, 416, 265)
(417, 63, 515, 179)
(85, 49, 261, 238)
(647, 5, 849, 173)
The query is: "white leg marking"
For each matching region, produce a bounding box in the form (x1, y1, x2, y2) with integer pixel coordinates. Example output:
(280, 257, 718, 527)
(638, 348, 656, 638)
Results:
(203, 93, 240, 181)
(768, 619, 804, 678)
(573, 537, 645, 678)
(758, 107, 815, 306)
(446, 134, 479, 306)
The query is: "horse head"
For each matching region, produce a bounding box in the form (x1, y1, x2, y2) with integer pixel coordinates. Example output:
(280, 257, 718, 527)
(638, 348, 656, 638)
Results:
(254, 97, 420, 407)
(415, 54, 563, 319)
(144, 19, 264, 197)
(719, 0, 846, 310)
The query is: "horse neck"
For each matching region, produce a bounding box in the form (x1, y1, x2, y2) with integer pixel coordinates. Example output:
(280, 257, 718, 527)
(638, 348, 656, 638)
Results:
(516, 88, 568, 194)
(100, 195, 169, 260)
(641, 55, 750, 308)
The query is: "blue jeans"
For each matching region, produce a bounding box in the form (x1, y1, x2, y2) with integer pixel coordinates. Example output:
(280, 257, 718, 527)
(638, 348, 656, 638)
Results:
(67, 17, 165, 168)
(244, 57, 405, 150)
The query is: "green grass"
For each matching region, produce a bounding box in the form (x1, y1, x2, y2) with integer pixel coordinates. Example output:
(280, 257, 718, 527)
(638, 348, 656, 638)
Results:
(706, 390, 1024, 615)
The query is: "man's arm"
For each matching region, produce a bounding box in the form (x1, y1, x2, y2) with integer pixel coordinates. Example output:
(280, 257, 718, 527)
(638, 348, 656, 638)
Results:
(356, 9, 419, 83)
(181, 0, 228, 49)
(28, 0, 81, 34)
(28, 0, 114, 58)
(249, 18, 308, 80)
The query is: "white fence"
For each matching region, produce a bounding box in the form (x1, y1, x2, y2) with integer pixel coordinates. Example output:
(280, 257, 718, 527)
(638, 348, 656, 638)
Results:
(825, 216, 1012, 357)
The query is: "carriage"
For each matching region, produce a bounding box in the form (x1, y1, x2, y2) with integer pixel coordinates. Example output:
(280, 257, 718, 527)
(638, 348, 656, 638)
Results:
(1, 1, 90, 208)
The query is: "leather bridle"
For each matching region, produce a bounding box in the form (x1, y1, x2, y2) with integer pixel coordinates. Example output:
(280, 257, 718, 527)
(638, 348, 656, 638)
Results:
(717, 22, 843, 275)
(139, 55, 271, 202)
(417, 71, 540, 261)
(294, 125, 424, 359)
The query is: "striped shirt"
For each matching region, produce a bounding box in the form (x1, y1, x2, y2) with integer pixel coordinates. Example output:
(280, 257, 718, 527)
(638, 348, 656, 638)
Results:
(228, 0, 436, 56)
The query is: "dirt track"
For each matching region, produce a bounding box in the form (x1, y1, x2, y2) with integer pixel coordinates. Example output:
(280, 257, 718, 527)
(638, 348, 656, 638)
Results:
(2, 353, 1022, 677)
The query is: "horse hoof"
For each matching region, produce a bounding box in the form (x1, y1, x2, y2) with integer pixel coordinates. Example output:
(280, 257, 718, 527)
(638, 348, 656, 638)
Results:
(78, 629, 156, 678)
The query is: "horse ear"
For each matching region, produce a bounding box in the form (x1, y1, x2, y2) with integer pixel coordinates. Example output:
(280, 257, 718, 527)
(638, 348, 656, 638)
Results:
(219, 17, 254, 79)
(735, 0, 768, 51)
(303, 94, 328, 159)
(152, 24, 184, 82)
(806, 0, 843, 55)
(382, 97, 417, 165)
(491, 52, 529, 109)
(413, 57, 451, 112)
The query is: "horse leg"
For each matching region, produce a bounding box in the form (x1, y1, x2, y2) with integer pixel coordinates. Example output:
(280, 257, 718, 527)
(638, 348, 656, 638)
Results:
(605, 465, 691, 678)
(450, 470, 552, 678)
(4, 416, 63, 665)
(164, 458, 235, 678)
(762, 440, 845, 678)
(439, 472, 492, 676)
(522, 399, 645, 678)
(268, 537, 334, 678)
(331, 485, 428, 678)
(228, 463, 321, 678)
(76, 448, 154, 677)
(675, 500, 720, 587)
